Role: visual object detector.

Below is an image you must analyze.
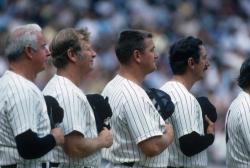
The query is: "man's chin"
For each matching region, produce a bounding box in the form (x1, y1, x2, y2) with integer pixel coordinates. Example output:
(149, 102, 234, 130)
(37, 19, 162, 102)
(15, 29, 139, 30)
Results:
(148, 67, 156, 74)
(151, 63, 157, 69)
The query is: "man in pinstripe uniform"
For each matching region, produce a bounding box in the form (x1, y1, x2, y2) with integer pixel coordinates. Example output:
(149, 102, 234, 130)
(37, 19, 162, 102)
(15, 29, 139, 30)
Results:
(225, 57, 250, 168)
(0, 24, 64, 168)
(43, 28, 113, 168)
(102, 29, 174, 168)
(160, 36, 215, 168)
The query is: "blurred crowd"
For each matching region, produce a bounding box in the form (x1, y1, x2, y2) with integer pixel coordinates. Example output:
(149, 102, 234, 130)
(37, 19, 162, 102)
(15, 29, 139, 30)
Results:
(1, 0, 250, 166)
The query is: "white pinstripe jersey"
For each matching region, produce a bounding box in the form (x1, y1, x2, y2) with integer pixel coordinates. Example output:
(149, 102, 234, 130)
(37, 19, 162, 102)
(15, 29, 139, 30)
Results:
(43, 74, 100, 168)
(226, 91, 250, 168)
(0, 70, 52, 167)
(102, 75, 168, 168)
(160, 81, 207, 168)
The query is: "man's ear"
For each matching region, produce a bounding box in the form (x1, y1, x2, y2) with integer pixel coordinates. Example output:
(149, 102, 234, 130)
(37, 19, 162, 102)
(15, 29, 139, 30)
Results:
(133, 49, 142, 64)
(24, 45, 34, 60)
(67, 48, 77, 63)
(187, 57, 195, 69)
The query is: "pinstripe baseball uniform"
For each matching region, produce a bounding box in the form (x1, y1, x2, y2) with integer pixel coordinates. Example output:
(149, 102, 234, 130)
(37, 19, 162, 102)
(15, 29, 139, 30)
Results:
(0, 70, 52, 167)
(226, 91, 250, 168)
(160, 81, 207, 168)
(102, 74, 168, 168)
(43, 74, 100, 168)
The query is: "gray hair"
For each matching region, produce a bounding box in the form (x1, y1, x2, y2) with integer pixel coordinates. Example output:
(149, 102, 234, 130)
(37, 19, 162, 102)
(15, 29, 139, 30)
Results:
(5, 23, 42, 62)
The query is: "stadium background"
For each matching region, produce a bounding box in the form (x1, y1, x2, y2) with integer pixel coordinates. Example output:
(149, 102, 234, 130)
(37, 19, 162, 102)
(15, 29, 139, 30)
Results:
(1, 0, 250, 167)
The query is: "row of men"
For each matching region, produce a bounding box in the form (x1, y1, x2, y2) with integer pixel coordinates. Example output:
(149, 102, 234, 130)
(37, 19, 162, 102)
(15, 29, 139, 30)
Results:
(0, 23, 249, 168)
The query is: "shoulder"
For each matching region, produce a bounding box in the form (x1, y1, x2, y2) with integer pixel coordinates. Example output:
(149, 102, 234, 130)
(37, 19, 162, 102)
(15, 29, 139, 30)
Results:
(7, 71, 41, 96)
(103, 75, 150, 103)
(44, 75, 84, 98)
(0, 72, 44, 107)
(230, 91, 250, 113)
(161, 81, 194, 103)
(161, 81, 186, 94)
(122, 80, 149, 101)
(103, 75, 144, 95)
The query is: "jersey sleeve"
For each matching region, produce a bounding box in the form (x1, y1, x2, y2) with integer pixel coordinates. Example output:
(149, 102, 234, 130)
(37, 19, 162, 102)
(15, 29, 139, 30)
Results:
(59, 90, 88, 135)
(123, 88, 165, 144)
(7, 85, 41, 136)
(239, 98, 250, 147)
(170, 92, 202, 138)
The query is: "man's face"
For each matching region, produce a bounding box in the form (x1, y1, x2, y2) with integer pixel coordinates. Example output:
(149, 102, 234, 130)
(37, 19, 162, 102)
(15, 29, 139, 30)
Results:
(32, 32, 50, 73)
(194, 45, 209, 80)
(141, 38, 158, 74)
(77, 40, 96, 73)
